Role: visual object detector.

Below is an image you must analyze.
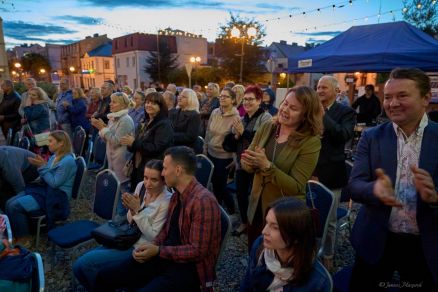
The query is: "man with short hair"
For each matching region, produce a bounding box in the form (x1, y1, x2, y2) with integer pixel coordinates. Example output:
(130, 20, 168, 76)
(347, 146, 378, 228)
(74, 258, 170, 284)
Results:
(349, 68, 438, 290)
(352, 84, 382, 125)
(93, 80, 114, 124)
(0, 80, 21, 138)
(314, 75, 356, 271)
(18, 78, 37, 117)
(166, 83, 177, 96)
(94, 146, 221, 291)
(163, 90, 176, 112)
(55, 78, 73, 137)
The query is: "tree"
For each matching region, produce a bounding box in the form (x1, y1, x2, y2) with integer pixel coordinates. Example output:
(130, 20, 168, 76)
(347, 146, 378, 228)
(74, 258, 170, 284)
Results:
(144, 36, 179, 83)
(217, 13, 267, 83)
(402, 0, 438, 36)
(20, 53, 51, 78)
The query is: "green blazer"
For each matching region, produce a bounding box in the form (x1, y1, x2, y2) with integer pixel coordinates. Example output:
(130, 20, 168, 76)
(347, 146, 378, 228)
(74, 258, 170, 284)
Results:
(242, 121, 321, 224)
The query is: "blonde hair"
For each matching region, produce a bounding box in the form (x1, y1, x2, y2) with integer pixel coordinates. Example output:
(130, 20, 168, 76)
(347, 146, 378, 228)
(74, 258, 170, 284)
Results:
(111, 92, 134, 109)
(90, 87, 102, 99)
(122, 86, 133, 95)
(207, 82, 220, 97)
(232, 84, 245, 105)
(144, 88, 157, 96)
(180, 88, 199, 112)
(72, 87, 86, 100)
(49, 130, 72, 163)
(29, 87, 49, 102)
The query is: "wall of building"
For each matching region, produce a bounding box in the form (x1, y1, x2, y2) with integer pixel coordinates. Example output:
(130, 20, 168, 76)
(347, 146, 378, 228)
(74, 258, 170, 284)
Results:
(81, 55, 115, 89)
(114, 50, 151, 90)
(174, 36, 207, 66)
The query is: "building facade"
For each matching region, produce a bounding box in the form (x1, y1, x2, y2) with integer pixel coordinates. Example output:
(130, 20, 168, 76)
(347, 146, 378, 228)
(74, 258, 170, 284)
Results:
(81, 42, 115, 89)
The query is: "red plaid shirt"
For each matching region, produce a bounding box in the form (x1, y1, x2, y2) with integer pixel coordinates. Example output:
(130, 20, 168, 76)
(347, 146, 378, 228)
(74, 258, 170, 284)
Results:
(153, 178, 221, 291)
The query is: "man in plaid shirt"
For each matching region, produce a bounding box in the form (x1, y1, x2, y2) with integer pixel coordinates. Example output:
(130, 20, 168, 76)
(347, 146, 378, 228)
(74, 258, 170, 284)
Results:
(95, 146, 221, 291)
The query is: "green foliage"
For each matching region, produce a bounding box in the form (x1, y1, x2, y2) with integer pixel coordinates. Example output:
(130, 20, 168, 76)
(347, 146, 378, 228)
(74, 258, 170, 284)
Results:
(144, 38, 179, 83)
(166, 66, 225, 87)
(402, 0, 438, 36)
(13, 81, 58, 99)
(217, 13, 267, 82)
(20, 53, 51, 78)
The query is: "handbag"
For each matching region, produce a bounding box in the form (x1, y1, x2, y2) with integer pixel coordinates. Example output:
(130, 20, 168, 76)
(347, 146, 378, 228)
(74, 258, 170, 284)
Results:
(122, 159, 134, 177)
(91, 185, 146, 250)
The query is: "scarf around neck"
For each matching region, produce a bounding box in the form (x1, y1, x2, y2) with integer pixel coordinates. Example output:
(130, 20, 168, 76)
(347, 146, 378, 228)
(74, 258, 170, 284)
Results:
(260, 248, 294, 291)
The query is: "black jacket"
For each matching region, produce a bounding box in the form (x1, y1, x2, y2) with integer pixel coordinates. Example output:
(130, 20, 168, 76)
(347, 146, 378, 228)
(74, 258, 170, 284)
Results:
(0, 90, 21, 133)
(94, 95, 111, 123)
(168, 108, 200, 148)
(314, 102, 356, 188)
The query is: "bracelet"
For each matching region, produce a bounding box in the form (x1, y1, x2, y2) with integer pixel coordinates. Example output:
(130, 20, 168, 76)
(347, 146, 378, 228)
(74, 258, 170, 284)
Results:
(262, 162, 273, 172)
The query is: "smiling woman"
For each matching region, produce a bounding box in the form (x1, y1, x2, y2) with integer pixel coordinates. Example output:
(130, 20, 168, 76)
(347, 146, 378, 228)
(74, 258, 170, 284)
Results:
(241, 86, 323, 249)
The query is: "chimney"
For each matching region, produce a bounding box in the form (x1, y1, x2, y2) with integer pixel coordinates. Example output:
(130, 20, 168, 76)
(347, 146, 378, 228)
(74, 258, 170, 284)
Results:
(93, 33, 99, 38)
(279, 40, 287, 45)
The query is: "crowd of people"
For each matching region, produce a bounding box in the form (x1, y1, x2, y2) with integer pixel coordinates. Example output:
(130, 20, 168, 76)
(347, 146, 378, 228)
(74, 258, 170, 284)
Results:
(0, 67, 437, 291)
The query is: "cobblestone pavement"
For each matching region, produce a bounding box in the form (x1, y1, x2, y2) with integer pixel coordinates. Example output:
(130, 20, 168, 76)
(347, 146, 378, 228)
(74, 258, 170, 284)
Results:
(18, 169, 358, 291)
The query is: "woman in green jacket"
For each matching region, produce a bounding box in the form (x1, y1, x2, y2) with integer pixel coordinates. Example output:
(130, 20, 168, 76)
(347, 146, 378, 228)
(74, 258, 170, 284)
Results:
(241, 86, 323, 248)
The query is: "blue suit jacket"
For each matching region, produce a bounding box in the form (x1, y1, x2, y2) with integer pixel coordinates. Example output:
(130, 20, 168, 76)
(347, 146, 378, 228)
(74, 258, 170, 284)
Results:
(348, 121, 438, 283)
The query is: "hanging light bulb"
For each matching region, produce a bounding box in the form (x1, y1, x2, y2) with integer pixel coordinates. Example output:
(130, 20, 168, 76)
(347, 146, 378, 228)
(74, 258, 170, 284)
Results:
(417, 3, 422, 9)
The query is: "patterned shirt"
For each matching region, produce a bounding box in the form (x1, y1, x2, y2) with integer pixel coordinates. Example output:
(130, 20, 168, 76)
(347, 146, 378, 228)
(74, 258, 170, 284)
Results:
(153, 178, 221, 291)
(388, 113, 428, 235)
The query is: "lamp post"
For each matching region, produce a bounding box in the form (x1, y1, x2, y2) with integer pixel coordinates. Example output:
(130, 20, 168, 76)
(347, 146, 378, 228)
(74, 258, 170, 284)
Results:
(230, 26, 257, 83)
(14, 62, 22, 82)
(190, 56, 201, 87)
(69, 66, 75, 87)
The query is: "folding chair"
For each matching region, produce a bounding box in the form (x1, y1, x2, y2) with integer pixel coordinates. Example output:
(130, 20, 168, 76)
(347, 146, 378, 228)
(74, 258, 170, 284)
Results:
(31, 252, 45, 292)
(306, 180, 335, 258)
(12, 131, 22, 147)
(72, 126, 86, 157)
(32, 156, 87, 249)
(195, 154, 214, 190)
(337, 160, 354, 233)
(6, 128, 13, 145)
(18, 136, 31, 150)
(193, 136, 204, 154)
(87, 134, 107, 173)
(47, 169, 120, 260)
(216, 206, 232, 271)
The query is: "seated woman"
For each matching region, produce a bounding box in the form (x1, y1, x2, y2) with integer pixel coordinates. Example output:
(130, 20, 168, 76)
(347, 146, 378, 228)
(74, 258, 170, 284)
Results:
(5, 131, 77, 246)
(65, 88, 91, 134)
(91, 92, 135, 218)
(169, 88, 201, 149)
(22, 87, 51, 135)
(73, 160, 172, 292)
(241, 197, 332, 292)
(120, 92, 173, 190)
(128, 90, 146, 129)
(241, 86, 323, 249)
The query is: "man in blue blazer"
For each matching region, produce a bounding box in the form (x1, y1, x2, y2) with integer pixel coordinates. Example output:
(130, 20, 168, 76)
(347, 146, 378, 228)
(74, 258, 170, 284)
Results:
(349, 68, 438, 291)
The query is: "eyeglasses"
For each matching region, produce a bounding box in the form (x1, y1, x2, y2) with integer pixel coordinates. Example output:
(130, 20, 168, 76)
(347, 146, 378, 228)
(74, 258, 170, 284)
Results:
(243, 97, 257, 103)
(219, 95, 231, 99)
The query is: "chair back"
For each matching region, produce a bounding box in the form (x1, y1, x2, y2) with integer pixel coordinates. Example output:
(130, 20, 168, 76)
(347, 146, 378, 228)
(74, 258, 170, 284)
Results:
(93, 169, 120, 220)
(306, 180, 335, 257)
(93, 135, 107, 165)
(18, 136, 30, 150)
(340, 160, 354, 202)
(31, 252, 45, 292)
(0, 214, 13, 245)
(193, 136, 204, 154)
(13, 131, 21, 147)
(72, 156, 87, 199)
(72, 126, 86, 157)
(216, 206, 232, 270)
(195, 154, 214, 189)
(6, 128, 13, 145)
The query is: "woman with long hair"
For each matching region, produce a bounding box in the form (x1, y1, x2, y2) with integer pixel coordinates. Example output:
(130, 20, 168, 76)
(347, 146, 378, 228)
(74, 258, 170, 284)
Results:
(241, 86, 323, 248)
(120, 92, 173, 190)
(128, 90, 146, 129)
(5, 130, 77, 246)
(22, 86, 51, 135)
(73, 159, 172, 291)
(65, 87, 91, 133)
(241, 197, 332, 291)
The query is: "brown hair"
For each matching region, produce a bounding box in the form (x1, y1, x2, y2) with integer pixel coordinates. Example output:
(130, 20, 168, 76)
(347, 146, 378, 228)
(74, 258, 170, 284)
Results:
(145, 92, 168, 119)
(262, 197, 317, 285)
(388, 67, 431, 97)
(49, 130, 73, 163)
(72, 87, 86, 100)
(283, 86, 323, 147)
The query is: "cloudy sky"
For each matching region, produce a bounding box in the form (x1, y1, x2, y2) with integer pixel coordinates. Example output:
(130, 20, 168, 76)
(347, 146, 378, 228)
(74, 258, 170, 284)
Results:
(1, 0, 404, 48)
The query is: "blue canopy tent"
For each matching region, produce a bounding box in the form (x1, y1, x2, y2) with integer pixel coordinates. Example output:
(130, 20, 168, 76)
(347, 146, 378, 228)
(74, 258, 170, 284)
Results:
(288, 21, 438, 73)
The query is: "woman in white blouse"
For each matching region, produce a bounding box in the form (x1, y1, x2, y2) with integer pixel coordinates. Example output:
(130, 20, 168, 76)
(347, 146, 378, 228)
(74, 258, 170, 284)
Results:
(73, 159, 172, 291)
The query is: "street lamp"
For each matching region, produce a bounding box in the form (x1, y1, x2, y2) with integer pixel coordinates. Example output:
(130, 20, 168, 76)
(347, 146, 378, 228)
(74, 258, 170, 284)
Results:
(39, 68, 46, 74)
(230, 26, 257, 83)
(14, 62, 23, 82)
(190, 56, 201, 87)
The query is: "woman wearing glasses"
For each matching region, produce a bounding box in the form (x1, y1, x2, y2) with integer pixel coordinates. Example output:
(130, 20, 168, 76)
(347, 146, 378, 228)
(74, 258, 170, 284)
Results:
(204, 87, 240, 215)
(223, 85, 271, 236)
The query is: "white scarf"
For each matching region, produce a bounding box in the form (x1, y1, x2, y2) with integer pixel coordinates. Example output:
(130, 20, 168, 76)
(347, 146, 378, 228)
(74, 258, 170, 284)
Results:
(260, 248, 294, 291)
(107, 109, 129, 121)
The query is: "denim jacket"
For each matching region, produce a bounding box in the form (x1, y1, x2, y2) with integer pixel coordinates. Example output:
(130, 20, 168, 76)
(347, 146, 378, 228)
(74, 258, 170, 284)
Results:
(241, 236, 332, 292)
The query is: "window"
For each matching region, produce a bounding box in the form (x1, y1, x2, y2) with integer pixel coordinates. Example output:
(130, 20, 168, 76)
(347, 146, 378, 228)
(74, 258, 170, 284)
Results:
(124, 38, 127, 47)
(126, 57, 130, 67)
(115, 40, 118, 50)
(91, 61, 94, 69)
(134, 78, 137, 89)
(130, 37, 134, 46)
(116, 58, 120, 68)
(104, 60, 110, 70)
(132, 57, 135, 66)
